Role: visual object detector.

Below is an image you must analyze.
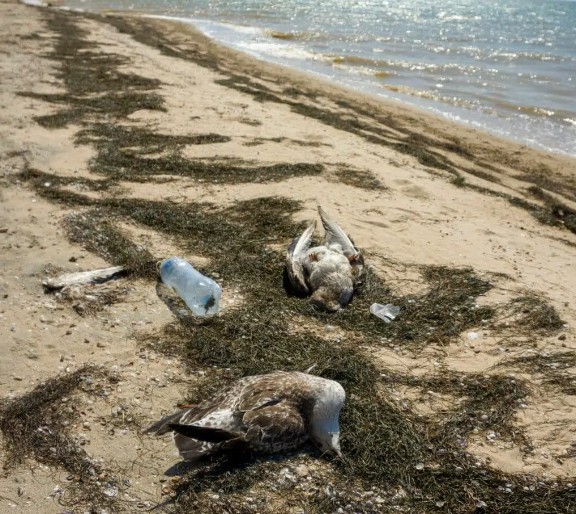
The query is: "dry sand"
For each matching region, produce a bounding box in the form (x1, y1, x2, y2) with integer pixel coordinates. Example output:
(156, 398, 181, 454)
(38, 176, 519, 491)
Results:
(1, 0, 575, 512)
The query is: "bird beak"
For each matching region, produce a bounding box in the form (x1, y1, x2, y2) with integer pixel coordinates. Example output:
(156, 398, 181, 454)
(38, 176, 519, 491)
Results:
(332, 437, 343, 459)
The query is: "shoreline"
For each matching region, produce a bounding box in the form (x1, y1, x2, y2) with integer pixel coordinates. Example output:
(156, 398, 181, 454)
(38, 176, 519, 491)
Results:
(127, 12, 576, 200)
(42, 1, 576, 159)
(150, 12, 576, 160)
(18, 0, 576, 161)
(1, 1, 576, 512)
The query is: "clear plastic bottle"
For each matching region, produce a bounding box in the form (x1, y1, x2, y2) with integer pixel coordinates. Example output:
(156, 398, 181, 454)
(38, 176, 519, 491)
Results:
(159, 257, 222, 316)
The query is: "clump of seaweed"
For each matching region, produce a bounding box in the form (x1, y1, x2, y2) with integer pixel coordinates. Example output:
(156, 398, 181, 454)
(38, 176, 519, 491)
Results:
(89, 144, 324, 183)
(381, 370, 530, 447)
(64, 210, 158, 279)
(18, 165, 110, 191)
(502, 351, 576, 395)
(305, 265, 495, 347)
(0, 366, 120, 510)
(508, 196, 563, 230)
(76, 123, 231, 152)
(333, 165, 386, 191)
(527, 186, 576, 234)
(17, 12, 165, 129)
(521, 165, 576, 202)
(496, 294, 565, 335)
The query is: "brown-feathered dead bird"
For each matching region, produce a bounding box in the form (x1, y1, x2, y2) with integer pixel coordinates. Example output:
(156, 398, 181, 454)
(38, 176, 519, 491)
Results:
(145, 371, 345, 462)
(286, 207, 365, 311)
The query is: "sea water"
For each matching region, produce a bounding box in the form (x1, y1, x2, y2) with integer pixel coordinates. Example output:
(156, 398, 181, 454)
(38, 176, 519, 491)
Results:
(59, 0, 576, 157)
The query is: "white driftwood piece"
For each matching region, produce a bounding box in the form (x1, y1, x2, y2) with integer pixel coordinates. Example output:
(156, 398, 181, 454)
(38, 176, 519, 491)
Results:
(43, 266, 125, 290)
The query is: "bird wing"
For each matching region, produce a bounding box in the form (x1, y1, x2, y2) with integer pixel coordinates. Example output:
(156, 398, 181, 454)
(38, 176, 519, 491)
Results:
(144, 386, 238, 436)
(145, 389, 243, 461)
(172, 430, 245, 462)
(168, 423, 239, 442)
(168, 399, 306, 459)
(318, 207, 365, 286)
(286, 221, 316, 295)
(236, 371, 309, 450)
(242, 400, 307, 450)
(318, 206, 360, 259)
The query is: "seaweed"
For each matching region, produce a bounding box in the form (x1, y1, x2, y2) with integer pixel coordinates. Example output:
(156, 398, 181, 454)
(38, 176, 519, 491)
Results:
(0, 366, 121, 510)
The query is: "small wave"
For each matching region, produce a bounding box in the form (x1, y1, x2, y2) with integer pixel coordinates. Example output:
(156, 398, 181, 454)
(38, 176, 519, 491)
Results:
(20, 0, 49, 5)
(384, 85, 436, 100)
(487, 50, 566, 63)
(236, 41, 319, 61)
(490, 100, 576, 125)
(332, 55, 388, 67)
(267, 31, 308, 41)
(516, 106, 556, 117)
(329, 54, 470, 76)
(382, 85, 478, 111)
(438, 14, 482, 22)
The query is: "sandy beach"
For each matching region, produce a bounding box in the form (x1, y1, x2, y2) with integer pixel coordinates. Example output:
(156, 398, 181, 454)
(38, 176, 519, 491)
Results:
(1, 0, 575, 512)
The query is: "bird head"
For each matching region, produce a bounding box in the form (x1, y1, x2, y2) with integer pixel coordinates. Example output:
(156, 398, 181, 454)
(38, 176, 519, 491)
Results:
(310, 286, 353, 312)
(311, 429, 343, 458)
(309, 379, 346, 458)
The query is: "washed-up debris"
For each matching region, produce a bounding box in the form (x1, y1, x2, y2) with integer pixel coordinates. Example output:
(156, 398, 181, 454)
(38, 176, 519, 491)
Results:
(159, 257, 221, 316)
(370, 303, 400, 323)
(43, 266, 125, 290)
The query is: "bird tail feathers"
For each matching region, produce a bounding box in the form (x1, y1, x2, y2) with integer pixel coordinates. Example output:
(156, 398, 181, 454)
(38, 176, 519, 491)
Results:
(144, 410, 188, 436)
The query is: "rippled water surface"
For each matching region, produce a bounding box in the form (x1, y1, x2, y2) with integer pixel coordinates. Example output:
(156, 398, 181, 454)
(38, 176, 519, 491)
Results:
(61, 0, 576, 156)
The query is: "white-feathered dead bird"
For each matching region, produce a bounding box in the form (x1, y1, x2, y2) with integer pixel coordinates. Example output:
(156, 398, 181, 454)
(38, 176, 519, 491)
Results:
(145, 371, 346, 461)
(286, 207, 365, 311)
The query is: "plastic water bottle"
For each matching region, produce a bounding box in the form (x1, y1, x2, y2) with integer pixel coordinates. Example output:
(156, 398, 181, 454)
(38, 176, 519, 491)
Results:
(370, 303, 400, 323)
(159, 257, 222, 316)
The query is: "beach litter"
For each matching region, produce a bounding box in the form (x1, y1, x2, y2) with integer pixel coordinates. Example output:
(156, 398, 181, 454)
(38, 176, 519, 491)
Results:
(42, 266, 128, 315)
(159, 257, 221, 316)
(370, 303, 400, 323)
(42, 266, 125, 290)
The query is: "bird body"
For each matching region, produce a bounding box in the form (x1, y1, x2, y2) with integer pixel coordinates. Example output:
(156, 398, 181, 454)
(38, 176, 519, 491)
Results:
(145, 371, 345, 461)
(286, 207, 364, 311)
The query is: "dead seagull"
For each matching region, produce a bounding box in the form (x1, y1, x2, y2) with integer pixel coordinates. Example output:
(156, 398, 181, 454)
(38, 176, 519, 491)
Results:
(286, 206, 364, 311)
(145, 371, 345, 461)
